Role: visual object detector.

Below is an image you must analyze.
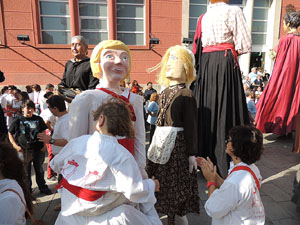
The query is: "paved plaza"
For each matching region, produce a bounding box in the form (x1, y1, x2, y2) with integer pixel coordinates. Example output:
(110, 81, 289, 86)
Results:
(27, 133, 300, 225)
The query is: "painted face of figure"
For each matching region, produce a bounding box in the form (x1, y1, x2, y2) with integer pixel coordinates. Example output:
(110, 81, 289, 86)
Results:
(166, 50, 186, 82)
(100, 49, 130, 83)
(71, 39, 87, 60)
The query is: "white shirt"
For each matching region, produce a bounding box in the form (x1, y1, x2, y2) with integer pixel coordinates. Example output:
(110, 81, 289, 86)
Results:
(68, 87, 146, 172)
(33, 90, 45, 106)
(201, 3, 251, 53)
(52, 113, 69, 155)
(50, 132, 161, 225)
(40, 108, 57, 128)
(205, 162, 265, 225)
(0, 179, 26, 225)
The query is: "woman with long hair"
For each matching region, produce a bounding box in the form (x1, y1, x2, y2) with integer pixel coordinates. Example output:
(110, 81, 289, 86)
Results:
(0, 142, 34, 224)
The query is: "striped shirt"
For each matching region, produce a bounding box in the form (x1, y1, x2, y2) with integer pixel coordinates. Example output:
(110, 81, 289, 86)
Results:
(201, 2, 251, 54)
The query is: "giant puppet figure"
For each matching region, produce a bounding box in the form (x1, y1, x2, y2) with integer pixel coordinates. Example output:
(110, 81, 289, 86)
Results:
(146, 45, 199, 225)
(256, 11, 300, 153)
(192, 0, 251, 178)
(68, 40, 147, 177)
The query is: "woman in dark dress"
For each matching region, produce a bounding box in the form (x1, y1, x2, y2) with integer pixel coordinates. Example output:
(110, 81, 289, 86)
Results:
(255, 11, 300, 152)
(146, 45, 199, 225)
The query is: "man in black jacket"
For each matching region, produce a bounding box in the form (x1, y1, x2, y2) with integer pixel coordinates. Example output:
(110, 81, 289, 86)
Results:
(59, 36, 99, 91)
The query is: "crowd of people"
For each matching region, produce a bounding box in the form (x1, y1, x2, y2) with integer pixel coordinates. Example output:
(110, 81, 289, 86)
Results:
(0, 1, 300, 225)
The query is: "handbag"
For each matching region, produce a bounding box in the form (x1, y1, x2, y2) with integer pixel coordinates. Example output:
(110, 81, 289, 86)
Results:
(1, 188, 46, 225)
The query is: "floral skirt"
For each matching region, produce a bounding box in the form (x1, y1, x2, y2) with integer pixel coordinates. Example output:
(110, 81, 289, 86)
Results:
(146, 131, 200, 222)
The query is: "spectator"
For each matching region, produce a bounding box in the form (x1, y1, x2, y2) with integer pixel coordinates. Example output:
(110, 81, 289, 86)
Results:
(39, 92, 57, 180)
(246, 90, 257, 125)
(50, 101, 161, 225)
(196, 125, 265, 225)
(0, 142, 35, 225)
(32, 84, 45, 115)
(146, 93, 159, 143)
(25, 85, 34, 101)
(131, 80, 143, 95)
(248, 67, 257, 83)
(255, 86, 263, 97)
(59, 35, 99, 94)
(0, 72, 7, 142)
(242, 75, 252, 89)
(252, 75, 264, 90)
(144, 82, 157, 101)
(38, 95, 69, 179)
(45, 84, 54, 93)
(8, 100, 52, 195)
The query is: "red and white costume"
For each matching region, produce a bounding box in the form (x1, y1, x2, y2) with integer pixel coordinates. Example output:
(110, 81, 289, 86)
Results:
(68, 85, 146, 174)
(50, 132, 161, 225)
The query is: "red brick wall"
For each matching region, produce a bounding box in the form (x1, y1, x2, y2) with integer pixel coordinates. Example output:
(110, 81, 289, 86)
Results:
(0, 0, 183, 86)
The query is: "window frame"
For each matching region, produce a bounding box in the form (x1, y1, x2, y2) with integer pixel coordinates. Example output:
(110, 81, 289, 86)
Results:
(32, 0, 149, 49)
(252, 5, 269, 46)
(0, 0, 6, 47)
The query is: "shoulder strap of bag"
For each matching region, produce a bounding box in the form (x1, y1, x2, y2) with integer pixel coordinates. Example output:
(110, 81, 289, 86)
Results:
(1, 188, 37, 224)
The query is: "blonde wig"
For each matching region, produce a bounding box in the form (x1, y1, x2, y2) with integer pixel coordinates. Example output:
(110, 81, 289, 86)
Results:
(153, 45, 196, 87)
(90, 40, 132, 79)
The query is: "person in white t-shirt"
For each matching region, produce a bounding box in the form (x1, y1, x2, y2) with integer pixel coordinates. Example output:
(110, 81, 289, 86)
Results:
(196, 125, 265, 225)
(38, 95, 69, 159)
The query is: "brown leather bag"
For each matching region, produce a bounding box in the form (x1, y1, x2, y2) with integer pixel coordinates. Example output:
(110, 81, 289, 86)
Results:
(2, 188, 46, 225)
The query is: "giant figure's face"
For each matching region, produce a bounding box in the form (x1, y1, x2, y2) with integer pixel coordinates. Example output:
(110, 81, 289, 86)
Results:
(100, 49, 130, 83)
(166, 50, 186, 81)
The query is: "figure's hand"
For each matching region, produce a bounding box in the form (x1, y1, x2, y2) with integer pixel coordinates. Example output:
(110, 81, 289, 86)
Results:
(206, 157, 214, 172)
(188, 156, 197, 173)
(152, 176, 160, 192)
(37, 133, 51, 144)
(196, 157, 206, 167)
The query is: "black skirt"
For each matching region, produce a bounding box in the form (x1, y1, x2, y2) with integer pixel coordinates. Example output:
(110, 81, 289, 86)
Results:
(193, 50, 249, 178)
(146, 131, 200, 222)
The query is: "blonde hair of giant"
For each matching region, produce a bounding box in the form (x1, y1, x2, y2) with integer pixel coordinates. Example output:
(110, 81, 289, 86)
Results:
(157, 45, 196, 87)
(90, 40, 132, 79)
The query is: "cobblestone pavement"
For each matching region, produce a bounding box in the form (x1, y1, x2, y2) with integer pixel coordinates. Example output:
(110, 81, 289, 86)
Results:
(27, 133, 300, 225)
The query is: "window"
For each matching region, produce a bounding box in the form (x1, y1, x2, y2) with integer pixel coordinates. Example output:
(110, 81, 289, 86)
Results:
(38, 0, 147, 46)
(188, 0, 245, 39)
(79, 0, 108, 45)
(39, 0, 71, 44)
(116, 0, 145, 46)
(252, 0, 270, 45)
(188, 0, 208, 39)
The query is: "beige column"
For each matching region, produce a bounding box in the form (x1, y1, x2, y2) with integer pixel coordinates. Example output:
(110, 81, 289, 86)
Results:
(238, 0, 254, 76)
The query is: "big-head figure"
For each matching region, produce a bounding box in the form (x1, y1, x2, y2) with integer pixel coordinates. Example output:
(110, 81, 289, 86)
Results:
(146, 45, 199, 225)
(68, 40, 147, 177)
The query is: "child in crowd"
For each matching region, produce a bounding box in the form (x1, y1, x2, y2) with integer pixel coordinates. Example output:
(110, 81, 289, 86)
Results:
(50, 101, 162, 225)
(8, 100, 52, 195)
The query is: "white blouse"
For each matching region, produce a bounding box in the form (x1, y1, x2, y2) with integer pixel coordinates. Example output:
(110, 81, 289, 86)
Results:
(205, 162, 265, 225)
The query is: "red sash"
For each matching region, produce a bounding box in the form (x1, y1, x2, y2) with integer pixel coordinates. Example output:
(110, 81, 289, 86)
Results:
(56, 177, 106, 201)
(97, 88, 136, 122)
(118, 138, 134, 155)
(228, 165, 261, 190)
(203, 43, 239, 68)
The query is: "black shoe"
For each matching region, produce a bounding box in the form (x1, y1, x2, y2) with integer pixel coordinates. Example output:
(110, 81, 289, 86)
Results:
(40, 187, 52, 195)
